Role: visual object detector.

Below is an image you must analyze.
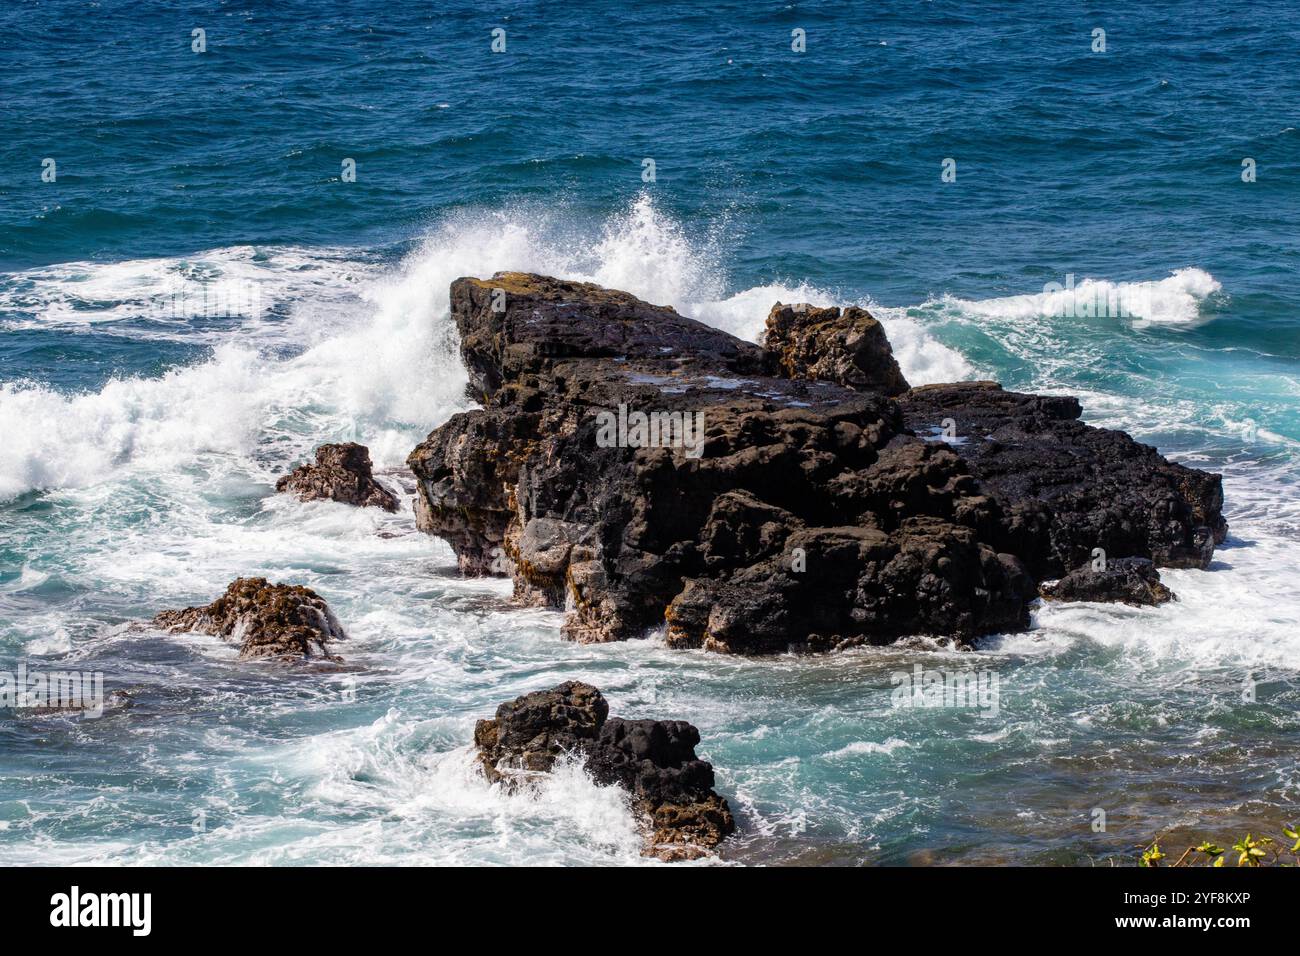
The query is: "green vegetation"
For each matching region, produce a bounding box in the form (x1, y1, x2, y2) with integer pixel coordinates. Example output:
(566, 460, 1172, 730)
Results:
(1140, 825, 1300, 867)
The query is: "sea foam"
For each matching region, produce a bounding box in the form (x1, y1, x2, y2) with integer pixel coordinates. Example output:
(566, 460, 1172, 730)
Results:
(0, 195, 968, 501)
(939, 267, 1221, 326)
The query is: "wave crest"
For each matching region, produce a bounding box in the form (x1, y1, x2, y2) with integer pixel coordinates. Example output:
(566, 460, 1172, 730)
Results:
(940, 267, 1221, 326)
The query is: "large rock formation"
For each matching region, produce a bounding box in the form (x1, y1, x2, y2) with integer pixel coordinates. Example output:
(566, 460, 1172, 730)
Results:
(407, 273, 1225, 652)
(410, 273, 1035, 651)
(276, 442, 399, 512)
(1041, 556, 1176, 607)
(153, 577, 346, 660)
(474, 681, 734, 860)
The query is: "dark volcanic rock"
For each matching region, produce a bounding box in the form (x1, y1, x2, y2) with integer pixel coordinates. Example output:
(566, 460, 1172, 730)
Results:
(276, 442, 399, 512)
(665, 518, 1036, 653)
(764, 302, 909, 396)
(1041, 556, 1176, 606)
(474, 681, 734, 860)
(898, 382, 1227, 578)
(154, 577, 346, 660)
(409, 273, 1033, 649)
(408, 274, 1225, 652)
(473, 679, 609, 777)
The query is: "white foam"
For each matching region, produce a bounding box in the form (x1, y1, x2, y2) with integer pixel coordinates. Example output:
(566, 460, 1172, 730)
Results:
(0, 239, 470, 499)
(589, 196, 725, 306)
(869, 305, 977, 384)
(941, 267, 1221, 326)
(24, 626, 72, 657)
(216, 714, 649, 865)
(982, 465, 1300, 674)
(0, 344, 265, 500)
(824, 737, 913, 759)
(924, 270, 1300, 675)
(0, 194, 972, 500)
(0, 245, 375, 342)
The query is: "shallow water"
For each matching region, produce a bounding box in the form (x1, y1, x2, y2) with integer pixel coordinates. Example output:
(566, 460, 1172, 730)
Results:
(1, 0, 1297, 865)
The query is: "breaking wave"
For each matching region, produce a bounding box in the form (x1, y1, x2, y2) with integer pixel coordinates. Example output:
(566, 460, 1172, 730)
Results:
(0, 194, 971, 501)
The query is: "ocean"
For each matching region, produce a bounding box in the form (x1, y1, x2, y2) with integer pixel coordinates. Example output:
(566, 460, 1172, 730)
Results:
(0, 0, 1297, 865)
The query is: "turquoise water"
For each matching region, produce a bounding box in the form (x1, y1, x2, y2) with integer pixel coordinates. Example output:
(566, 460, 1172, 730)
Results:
(1, 0, 1298, 864)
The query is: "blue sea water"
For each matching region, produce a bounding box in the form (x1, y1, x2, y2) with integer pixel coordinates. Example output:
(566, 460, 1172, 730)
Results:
(1, 0, 1298, 864)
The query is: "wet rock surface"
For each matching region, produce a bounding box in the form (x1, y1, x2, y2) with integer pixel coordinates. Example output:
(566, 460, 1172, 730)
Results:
(276, 442, 399, 512)
(1040, 556, 1176, 606)
(473, 681, 734, 860)
(153, 577, 346, 660)
(408, 273, 1225, 652)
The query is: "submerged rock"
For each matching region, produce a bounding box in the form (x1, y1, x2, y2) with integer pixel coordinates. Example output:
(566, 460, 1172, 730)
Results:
(1041, 556, 1176, 606)
(474, 681, 734, 860)
(408, 273, 1225, 652)
(275, 442, 399, 512)
(153, 577, 346, 660)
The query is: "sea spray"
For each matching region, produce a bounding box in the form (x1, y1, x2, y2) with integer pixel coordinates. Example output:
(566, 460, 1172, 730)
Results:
(0, 196, 969, 501)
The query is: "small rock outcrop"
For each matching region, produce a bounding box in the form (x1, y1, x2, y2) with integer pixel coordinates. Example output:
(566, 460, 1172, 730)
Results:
(408, 273, 1225, 652)
(153, 577, 346, 660)
(474, 681, 734, 860)
(275, 442, 399, 512)
(764, 302, 909, 396)
(1040, 556, 1176, 606)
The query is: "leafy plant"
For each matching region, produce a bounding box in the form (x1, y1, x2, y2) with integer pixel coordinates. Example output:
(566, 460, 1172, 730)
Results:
(1139, 841, 1166, 867)
(1142, 825, 1299, 867)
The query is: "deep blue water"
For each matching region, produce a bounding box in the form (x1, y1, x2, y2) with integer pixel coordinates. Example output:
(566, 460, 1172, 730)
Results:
(0, 0, 1297, 865)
